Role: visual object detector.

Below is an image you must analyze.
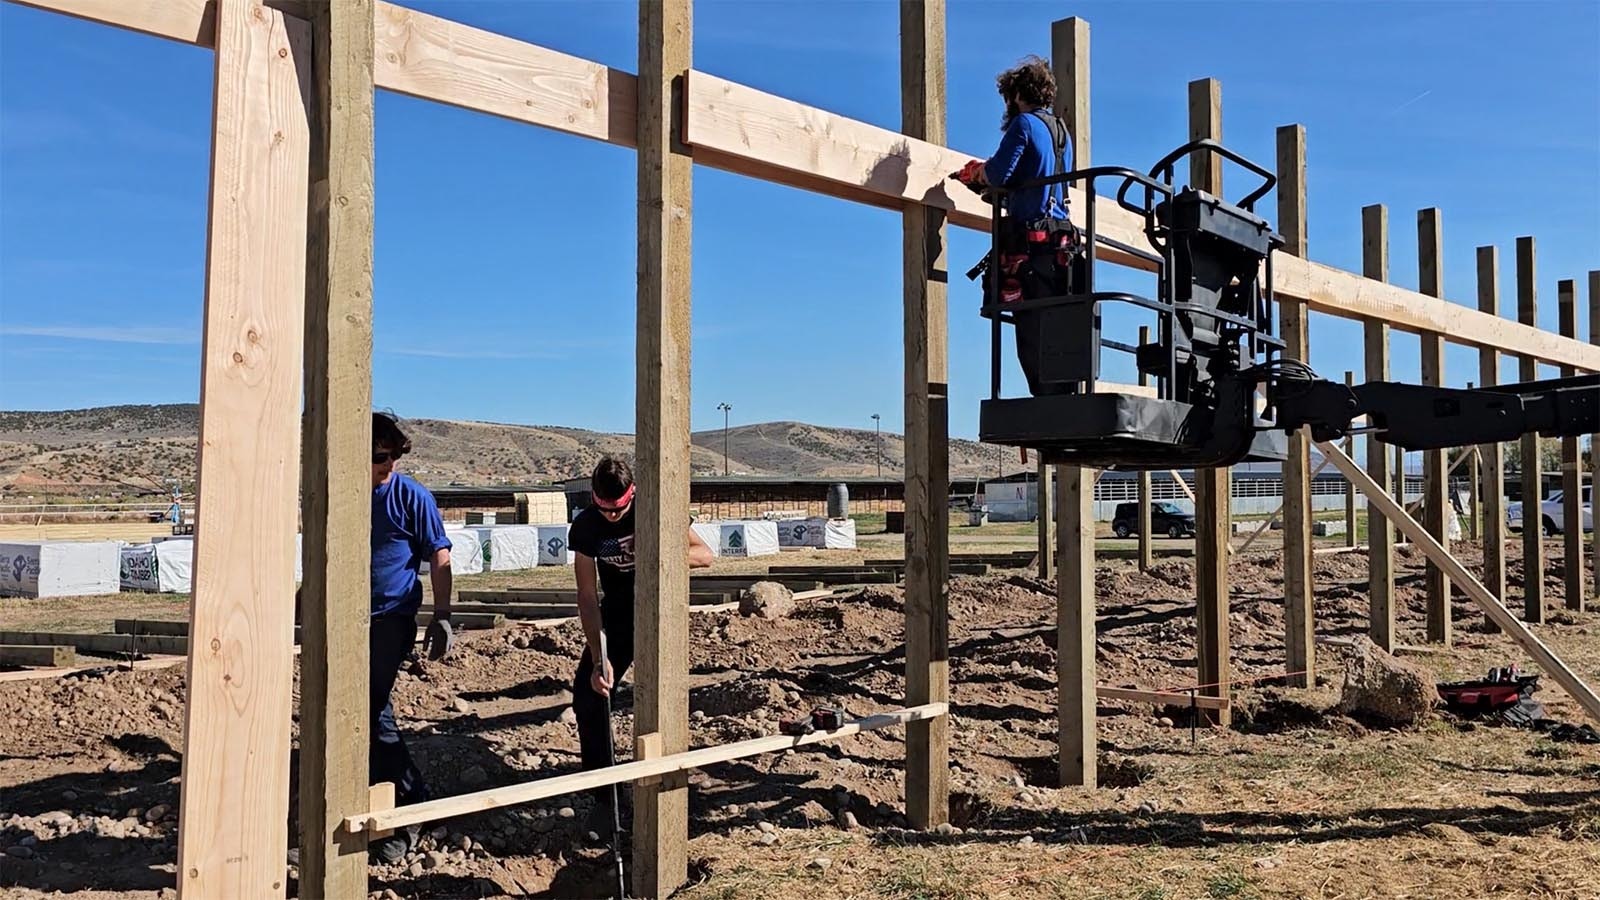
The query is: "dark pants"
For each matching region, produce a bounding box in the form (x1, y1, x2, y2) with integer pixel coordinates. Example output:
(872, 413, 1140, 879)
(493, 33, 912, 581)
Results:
(571, 603, 635, 800)
(371, 612, 430, 806)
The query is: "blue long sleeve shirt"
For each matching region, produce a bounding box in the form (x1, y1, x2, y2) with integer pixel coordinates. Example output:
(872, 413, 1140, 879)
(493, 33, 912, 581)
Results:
(984, 111, 1071, 221)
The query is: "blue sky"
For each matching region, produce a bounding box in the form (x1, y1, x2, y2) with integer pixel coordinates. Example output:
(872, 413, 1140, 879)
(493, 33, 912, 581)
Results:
(1, 0, 1596, 442)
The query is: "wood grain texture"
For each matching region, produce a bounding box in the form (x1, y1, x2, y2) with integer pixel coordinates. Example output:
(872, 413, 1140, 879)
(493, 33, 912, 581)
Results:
(0, 645, 75, 667)
(1475, 244, 1506, 633)
(1591, 270, 1599, 603)
(1052, 17, 1089, 169)
(1517, 236, 1544, 623)
(297, 2, 375, 889)
(1417, 208, 1450, 644)
(1057, 466, 1096, 787)
(634, 0, 692, 893)
(1189, 77, 1230, 726)
(1277, 124, 1312, 688)
(902, 0, 951, 831)
(1319, 442, 1600, 724)
(1137, 325, 1153, 571)
(177, 1, 311, 896)
(1557, 279, 1585, 610)
(1363, 210, 1395, 646)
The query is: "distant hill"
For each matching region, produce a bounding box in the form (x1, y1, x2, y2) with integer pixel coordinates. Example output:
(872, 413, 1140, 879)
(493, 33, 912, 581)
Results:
(0, 404, 1007, 496)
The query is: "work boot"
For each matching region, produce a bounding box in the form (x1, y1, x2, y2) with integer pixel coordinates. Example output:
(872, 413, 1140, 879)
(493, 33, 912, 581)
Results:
(369, 825, 420, 865)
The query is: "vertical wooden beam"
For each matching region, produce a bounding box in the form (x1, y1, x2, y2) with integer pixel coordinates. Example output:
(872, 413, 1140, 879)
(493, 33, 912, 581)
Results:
(1417, 208, 1450, 645)
(297, 0, 373, 895)
(1476, 246, 1507, 633)
(1517, 236, 1544, 623)
(1137, 324, 1153, 572)
(1344, 371, 1358, 546)
(1276, 123, 1312, 688)
(1037, 461, 1053, 579)
(1590, 270, 1599, 604)
(1558, 279, 1585, 611)
(635, 0, 693, 893)
(176, 1, 310, 896)
(1466, 440, 1480, 542)
(1362, 204, 1395, 650)
(902, 0, 950, 829)
(1052, 14, 1095, 785)
(1189, 77, 1230, 725)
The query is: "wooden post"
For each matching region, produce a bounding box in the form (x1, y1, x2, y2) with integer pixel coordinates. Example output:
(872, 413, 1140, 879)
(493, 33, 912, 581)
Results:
(1558, 279, 1585, 611)
(1189, 77, 1230, 725)
(1137, 325, 1153, 571)
(1276, 123, 1312, 688)
(1037, 461, 1053, 579)
(1417, 208, 1450, 645)
(297, 1, 374, 896)
(1467, 442, 1480, 542)
(1517, 236, 1544, 623)
(635, 0, 693, 892)
(1052, 14, 1095, 785)
(902, 0, 950, 830)
(1591, 270, 1599, 604)
(1344, 370, 1358, 546)
(1362, 204, 1395, 650)
(177, 1, 311, 896)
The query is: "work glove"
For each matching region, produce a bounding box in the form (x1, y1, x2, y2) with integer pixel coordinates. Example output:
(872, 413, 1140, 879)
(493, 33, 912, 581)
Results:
(422, 617, 455, 660)
(954, 159, 985, 184)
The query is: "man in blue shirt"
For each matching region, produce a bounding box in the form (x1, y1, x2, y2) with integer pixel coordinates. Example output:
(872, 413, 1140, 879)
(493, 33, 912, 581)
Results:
(959, 55, 1080, 396)
(368, 412, 454, 863)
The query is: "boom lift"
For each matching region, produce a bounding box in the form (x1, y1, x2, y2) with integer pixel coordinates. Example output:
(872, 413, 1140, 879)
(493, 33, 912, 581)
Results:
(962, 141, 1598, 466)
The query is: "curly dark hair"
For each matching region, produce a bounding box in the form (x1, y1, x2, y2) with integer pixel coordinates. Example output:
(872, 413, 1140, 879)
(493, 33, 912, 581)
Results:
(996, 55, 1056, 110)
(372, 411, 411, 456)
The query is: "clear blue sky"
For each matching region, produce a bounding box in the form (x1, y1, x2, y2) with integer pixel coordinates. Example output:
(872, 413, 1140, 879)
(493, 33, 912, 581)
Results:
(2, 0, 1596, 441)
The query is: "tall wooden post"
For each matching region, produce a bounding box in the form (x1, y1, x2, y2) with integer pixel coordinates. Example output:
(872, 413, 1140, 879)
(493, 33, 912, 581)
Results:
(1362, 205, 1395, 650)
(1417, 208, 1450, 645)
(1189, 77, 1230, 725)
(1517, 236, 1544, 623)
(1590, 270, 1599, 604)
(298, 1, 374, 896)
(902, 0, 950, 828)
(1037, 462, 1053, 579)
(1276, 123, 1312, 688)
(1344, 370, 1358, 546)
(1477, 248, 1507, 633)
(177, 2, 311, 896)
(1137, 325, 1153, 571)
(1558, 279, 1585, 611)
(635, 0, 693, 893)
(1052, 14, 1096, 786)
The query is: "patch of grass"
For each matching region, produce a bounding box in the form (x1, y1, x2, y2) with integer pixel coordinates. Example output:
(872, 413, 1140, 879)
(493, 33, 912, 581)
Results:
(874, 859, 981, 900)
(1132, 886, 1171, 900)
(1529, 740, 1575, 760)
(1314, 748, 1413, 780)
(1205, 869, 1257, 899)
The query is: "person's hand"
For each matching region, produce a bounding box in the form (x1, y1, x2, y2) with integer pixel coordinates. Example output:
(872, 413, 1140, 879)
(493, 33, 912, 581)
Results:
(589, 657, 614, 698)
(955, 159, 985, 185)
(422, 617, 454, 660)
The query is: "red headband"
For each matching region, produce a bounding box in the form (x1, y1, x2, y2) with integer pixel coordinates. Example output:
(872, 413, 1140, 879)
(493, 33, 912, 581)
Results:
(595, 484, 635, 512)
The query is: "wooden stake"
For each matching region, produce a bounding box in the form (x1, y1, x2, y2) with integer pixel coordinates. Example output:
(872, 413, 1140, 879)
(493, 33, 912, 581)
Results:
(1277, 123, 1313, 688)
(903, 0, 950, 831)
(1058, 466, 1096, 787)
(635, 0, 693, 892)
(1356, 203, 1395, 646)
(297, 1, 375, 893)
(177, 2, 311, 896)
(1590, 270, 1599, 604)
(1557, 279, 1585, 610)
(1417, 208, 1450, 644)
(1037, 462, 1053, 580)
(1477, 246, 1507, 634)
(1517, 236, 1544, 622)
(1190, 77, 1230, 725)
(1318, 442, 1600, 724)
(1137, 325, 1153, 571)
(1344, 370, 1358, 546)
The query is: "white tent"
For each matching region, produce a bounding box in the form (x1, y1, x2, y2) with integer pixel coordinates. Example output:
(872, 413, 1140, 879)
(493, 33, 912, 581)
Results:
(774, 517, 857, 550)
(471, 525, 541, 572)
(120, 540, 195, 593)
(0, 541, 120, 598)
(422, 528, 483, 576)
(691, 520, 780, 558)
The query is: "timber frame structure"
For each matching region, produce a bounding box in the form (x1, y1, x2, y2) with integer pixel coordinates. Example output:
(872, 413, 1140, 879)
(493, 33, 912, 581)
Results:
(6, 1, 1597, 897)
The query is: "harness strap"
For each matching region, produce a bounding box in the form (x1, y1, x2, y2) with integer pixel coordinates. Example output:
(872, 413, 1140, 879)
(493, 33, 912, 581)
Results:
(1027, 110, 1069, 217)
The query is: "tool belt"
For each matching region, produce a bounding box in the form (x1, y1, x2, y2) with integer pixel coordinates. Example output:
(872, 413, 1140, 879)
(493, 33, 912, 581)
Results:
(968, 215, 1081, 306)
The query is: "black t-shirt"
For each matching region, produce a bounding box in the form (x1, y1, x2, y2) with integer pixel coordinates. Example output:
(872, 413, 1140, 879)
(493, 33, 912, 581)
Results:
(567, 505, 635, 607)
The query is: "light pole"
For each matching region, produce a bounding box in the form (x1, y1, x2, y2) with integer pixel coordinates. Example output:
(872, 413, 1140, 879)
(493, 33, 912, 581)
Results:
(870, 413, 882, 478)
(717, 402, 732, 475)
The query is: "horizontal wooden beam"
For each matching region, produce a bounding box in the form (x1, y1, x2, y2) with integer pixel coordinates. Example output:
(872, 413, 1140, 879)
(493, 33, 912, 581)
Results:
(344, 702, 948, 833)
(0, 644, 76, 667)
(1097, 685, 1229, 710)
(0, 630, 188, 656)
(0, 654, 186, 684)
(12, 0, 1594, 370)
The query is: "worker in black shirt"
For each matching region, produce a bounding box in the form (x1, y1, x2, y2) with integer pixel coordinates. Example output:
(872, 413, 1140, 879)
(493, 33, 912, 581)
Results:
(567, 456, 714, 837)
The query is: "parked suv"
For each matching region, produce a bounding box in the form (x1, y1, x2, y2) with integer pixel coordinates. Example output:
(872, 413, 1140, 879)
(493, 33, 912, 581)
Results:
(1112, 501, 1195, 538)
(1508, 483, 1593, 535)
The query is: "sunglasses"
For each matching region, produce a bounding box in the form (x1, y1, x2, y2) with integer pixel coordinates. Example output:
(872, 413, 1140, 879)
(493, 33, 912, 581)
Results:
(595, 484, 635, 513)
(372, 451, 399, 464)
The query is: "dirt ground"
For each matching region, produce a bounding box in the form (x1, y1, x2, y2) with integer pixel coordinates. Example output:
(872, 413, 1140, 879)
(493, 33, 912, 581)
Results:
(2, 539, 1598, 900)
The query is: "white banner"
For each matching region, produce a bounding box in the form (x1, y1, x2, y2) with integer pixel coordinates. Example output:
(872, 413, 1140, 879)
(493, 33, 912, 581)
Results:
(0, 541, 119, 599)
(534, 524, 574, 565)
(472, 525, 541, 571)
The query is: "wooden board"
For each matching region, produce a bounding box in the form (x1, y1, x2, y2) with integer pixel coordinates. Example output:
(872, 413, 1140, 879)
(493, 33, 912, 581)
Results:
(1557, 278, 1586, 611)
(1318, 442, 1600, 724)
(0, 654, 186, 684)
(1277, 123, 1313, 688)
(0, 630, 189, 657)
(1476, 245, 1507, 634)
(1517, 236, 1544, 622)
(1058, 465, 1096, 787)
(1591, 269, 1600, 604)
(1137, 325, 1154, 571)
(0, 645, 75, 668)
(176, 3, 312, 896)
(1096, 686, 1228, 710)
(345, 703, 948, 834)
(1418, 208, 1451, 645)
(901, 0, 951, 832)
